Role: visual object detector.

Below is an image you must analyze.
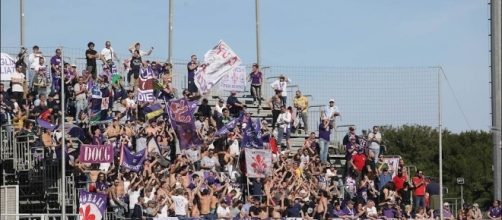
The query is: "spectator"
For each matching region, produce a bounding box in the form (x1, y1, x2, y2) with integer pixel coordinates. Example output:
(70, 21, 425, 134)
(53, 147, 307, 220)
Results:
(187, 55, 199, 94)
(268, 91, 283, 131)
(101, 41, 119, 68)
(322, 98, 341, 128)
(293, 90, 309, 133)
(226, 91, 245, 118)
(488, 199, 501, 220)
(392, 169, 407, 192)
(248, 63, 263, 106)
(343, 126, 360, 146)
(270, 75, 290, 105)
(128, 42, 153, 57)
(412, 170, 427, 210)
(367, 125, 382, 160)
(85, 42, 99, 79)
(318, 118, 332, 163)
(469, 203, 483, 219)
(441, 202, 455, 220)
(276, 105, 292, 150)
(10, 64, 26, 105)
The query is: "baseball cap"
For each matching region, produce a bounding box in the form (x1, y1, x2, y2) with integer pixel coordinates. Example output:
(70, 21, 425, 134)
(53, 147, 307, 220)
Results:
(444, 202, 450, 206)
(329, 98, 335, 103)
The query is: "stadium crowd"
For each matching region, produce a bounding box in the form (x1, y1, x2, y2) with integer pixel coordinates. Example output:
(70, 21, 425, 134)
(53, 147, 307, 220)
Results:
(1, 42, 501, 220)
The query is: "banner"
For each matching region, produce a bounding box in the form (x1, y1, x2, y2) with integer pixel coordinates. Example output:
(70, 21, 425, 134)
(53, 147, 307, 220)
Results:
(137, 74, 155, 102)
(195, 40, 242, 94)
(120, 146, 146, 172)
(220, 66, 246, 92)
(79, 190, 107, 220)
(245, 148, 272, 178)
(242, 118, 263, 148)
(1, 53, 15, 81)
(79, 144, 114, 163)
(166, 98, 202, 149)
(144, 103, 163, 120)
(382, 157, 400, 178)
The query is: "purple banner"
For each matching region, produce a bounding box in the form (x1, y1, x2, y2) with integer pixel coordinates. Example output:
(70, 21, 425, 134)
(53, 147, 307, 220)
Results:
(79, 190, 107, 220)
(79, 144, 114, 163)
(120, 146, 146, 172)
(166, 98, 203, 149)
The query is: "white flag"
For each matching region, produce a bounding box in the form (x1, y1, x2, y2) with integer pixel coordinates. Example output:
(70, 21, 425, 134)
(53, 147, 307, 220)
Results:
(194, 40, 242, 94)
(1, 53, 16, 81)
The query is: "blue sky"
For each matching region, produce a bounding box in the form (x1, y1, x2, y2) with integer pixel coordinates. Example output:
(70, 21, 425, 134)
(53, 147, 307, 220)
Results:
(1, 0, 491, 132)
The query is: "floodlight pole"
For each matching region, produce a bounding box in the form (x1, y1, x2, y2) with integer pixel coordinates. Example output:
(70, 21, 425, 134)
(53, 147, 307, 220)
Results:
(20, 0, 25, 47)
(255, 0, 261, 67)
(438, 67, 443, 220)
(168, 0, 174, 64)
(490, 0, 502, 201)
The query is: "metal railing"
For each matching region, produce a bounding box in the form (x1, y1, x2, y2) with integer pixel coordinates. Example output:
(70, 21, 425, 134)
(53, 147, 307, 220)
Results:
(0, 125, 14, 161)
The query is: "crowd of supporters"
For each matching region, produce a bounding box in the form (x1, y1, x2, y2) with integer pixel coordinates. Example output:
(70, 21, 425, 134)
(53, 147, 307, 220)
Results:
(0, 42, 501, 220)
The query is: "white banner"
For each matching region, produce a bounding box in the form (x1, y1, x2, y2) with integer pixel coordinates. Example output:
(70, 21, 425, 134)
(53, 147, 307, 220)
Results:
(382, 157, 400, 178)
(220, 66, 246, 92)
(1, 53, 16, 81)
(245, 148, 272, 178)
(195, 40, 242, 94)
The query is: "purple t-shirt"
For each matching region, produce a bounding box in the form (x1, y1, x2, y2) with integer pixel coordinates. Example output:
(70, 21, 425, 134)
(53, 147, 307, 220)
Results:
(51, 55, 61, 66)
(489, 206, 501, 218)
(250, 72, 262, 85)
(383, 207, 398, 218)
(318, 124, 333, 142)
(187, 62, 196, 79)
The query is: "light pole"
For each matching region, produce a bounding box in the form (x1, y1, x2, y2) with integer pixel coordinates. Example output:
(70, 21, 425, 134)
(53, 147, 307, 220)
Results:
(255, 0, 261, 67)
(168, 0, 174, 64)
(20, 0, 25, 47)
(457, 177, 465, 208)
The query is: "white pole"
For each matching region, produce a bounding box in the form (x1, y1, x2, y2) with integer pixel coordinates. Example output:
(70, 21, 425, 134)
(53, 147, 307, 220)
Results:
(61, 46, 66, 219)
(255, 0, 261, 67)
(438, 67, 443, 219)
(168, 0, 174, 64)
(20, 0, 25, 47)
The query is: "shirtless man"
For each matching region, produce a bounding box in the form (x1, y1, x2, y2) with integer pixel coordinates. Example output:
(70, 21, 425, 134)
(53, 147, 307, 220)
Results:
(315, 190, 328, 220)
(196, 185, 213, 218)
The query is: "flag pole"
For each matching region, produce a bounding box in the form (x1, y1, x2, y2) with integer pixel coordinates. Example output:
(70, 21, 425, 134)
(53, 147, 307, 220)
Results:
(61, 46, 66, 219)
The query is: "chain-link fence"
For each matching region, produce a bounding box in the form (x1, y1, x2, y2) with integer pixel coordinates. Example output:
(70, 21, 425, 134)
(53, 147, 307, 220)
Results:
(2, 45, 439, 142)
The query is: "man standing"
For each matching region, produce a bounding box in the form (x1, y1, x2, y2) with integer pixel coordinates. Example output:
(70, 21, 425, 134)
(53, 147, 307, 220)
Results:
(367, 126, 382, 160)
(10, 64, 26, 105)
(187, 55, 199, 94)
(28, 45, 43, 87)
(276, 105, 292, 150)
(412, 170, 427, 211)
(270, 75, 290, 105)
(85, 42, 99, 79)
(322, 98, 341, 128)
(318, 118, 332, 163)
(74, 76, 88, 121)
(293, 90, 309, 133)
(101, 41, 119, 68)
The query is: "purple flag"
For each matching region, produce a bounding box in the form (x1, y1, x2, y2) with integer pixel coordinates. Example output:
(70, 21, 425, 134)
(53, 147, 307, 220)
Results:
(79, 144, 114, 163)
(120, 146, 146, 172)
(166, 98, 202, 149)
(79, 190, 107, 220)
(242, 118, 264, 148)
(37, 118, 57, 131)
(215, 114, 243, 137)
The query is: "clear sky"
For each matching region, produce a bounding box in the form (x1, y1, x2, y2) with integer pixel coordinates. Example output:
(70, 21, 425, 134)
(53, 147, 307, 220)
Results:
(1, 0, 491, 132)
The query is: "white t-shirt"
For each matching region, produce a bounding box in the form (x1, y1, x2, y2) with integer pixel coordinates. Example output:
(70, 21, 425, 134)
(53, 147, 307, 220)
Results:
(217, 205, 231, 218)
(171, 195, 188, 216)
(229, 140, 240, 156)
(128, 188, 142, 209)
(29, 53, 42, 69)
(201, 156, 219, 169)
(101, 47, 115, 61)
(185, 149, 200, 163)
(270, 79, 290, 97)
(11, 71, 25, 92)
(366, 206, 378, 217)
